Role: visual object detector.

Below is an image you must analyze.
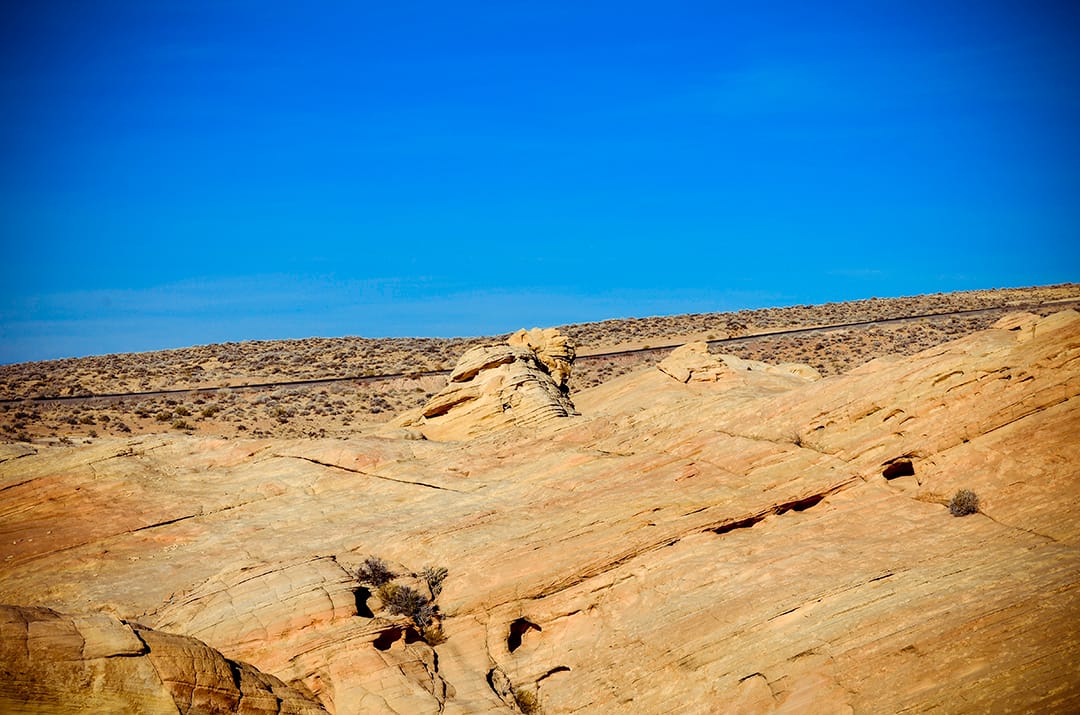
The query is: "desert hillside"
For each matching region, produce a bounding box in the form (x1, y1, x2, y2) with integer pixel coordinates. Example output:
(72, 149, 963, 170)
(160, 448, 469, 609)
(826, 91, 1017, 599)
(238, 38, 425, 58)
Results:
(2, 283, 1078, 443)
(2, 288, 1079, 713)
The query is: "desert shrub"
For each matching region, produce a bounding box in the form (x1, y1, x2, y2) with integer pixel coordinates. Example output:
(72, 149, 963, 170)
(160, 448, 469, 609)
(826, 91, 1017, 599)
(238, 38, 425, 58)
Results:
(171, 419, 193, 431)
(377, 583, 429, 620)
(356, 556, 396, 586)
(417, 599, 444, 628)
(514, 688, 540, 714)
(949, 488, 979, 516)
(421, 623, 447, 645)
(422, 566, 448, 597)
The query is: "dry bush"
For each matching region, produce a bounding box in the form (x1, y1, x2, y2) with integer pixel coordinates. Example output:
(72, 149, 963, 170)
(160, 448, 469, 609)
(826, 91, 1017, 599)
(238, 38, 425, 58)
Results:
(356, 556, 396, 586)
(949, 489, 980, 516)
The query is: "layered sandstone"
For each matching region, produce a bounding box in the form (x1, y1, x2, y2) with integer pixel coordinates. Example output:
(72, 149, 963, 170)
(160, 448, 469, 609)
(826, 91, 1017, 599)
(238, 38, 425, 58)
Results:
(657, 341, 821, 385)
(400, 329, 578, 441)
(0, 605, 327, 714)
(1, 312, 1078, 713)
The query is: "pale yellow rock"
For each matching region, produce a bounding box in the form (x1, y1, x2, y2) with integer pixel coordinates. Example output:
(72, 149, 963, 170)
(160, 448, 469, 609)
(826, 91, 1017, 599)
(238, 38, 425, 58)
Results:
(154, 556, 360, 652)
(72, 612, 146, 659)
(656, 341, 726, 382)
(507, 327, 576, 387)
(405, 333, 577, 441)
(2, 313, 1079, 713)
(992, 310, 1041, 332)
(658, 341, 820, 386)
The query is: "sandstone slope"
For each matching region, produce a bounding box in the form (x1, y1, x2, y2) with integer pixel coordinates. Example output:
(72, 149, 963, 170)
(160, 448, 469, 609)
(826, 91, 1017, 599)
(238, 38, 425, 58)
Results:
(1, 311, 1078, 713)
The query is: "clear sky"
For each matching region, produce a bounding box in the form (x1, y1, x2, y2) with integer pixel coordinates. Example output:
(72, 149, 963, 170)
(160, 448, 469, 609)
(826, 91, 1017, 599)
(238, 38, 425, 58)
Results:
(1, 1, 1078, 363)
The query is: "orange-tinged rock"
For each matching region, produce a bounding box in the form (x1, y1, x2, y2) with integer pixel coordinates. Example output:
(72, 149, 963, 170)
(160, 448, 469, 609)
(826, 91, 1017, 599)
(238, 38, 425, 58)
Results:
(0, 605, 327, 714)
(1, 311, 1078, 713)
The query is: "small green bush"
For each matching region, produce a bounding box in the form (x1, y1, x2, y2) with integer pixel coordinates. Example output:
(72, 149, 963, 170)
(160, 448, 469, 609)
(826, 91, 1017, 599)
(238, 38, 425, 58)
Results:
(949, 488, 979, 516)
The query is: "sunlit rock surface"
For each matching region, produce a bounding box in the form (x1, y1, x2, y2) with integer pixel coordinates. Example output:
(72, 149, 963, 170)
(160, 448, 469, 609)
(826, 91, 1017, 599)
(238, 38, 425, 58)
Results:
(2, 312, 1078, 713)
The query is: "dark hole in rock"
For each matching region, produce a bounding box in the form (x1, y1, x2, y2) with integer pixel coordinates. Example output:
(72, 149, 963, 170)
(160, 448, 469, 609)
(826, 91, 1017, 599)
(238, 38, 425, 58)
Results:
(711, 516, 763, 535)
(373, 627, 402, 651)
(882, 459, 915, 480)
(776, 493, 826, 514)
(353, 587, 374, 618)
(507, 618, 542, 653)
(404, 627, 422, 644)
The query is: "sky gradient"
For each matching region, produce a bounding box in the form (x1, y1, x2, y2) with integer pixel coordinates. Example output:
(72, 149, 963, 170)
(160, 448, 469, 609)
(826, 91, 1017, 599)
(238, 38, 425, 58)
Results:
(2, 1, 1078, 363)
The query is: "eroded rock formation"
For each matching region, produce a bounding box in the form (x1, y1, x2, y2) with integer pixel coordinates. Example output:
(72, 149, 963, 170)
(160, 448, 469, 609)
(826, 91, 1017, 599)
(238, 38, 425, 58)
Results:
(2, 312, 1079, 713)
(0, 605, 327, 714)
(507, 327, 576, 387)
(658, 341, 821, 385)
(401, 328, 578, 441)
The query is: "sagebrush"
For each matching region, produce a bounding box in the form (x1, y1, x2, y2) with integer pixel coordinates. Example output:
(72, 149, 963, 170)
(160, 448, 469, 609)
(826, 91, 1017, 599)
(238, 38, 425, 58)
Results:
(949, 488, 979, 516)
(356, 555, 396, 586)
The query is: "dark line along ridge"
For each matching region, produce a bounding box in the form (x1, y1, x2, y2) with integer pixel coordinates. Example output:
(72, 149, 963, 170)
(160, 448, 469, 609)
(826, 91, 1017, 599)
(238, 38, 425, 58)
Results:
(4, 299, 1076, 406)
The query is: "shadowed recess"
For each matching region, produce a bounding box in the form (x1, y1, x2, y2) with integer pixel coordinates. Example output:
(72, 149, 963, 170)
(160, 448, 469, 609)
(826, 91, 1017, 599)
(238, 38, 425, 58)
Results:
(353, 587, 374, 618)
(508, 618, 542, 653)
(882, 458, 916, 480)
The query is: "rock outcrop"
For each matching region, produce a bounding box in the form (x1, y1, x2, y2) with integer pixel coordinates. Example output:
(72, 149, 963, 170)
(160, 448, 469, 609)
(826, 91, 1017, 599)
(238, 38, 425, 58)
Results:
(507, 327, 576, 387)
(2, 311, 1079, 713)
(402, 328, 578, 441)
(0, 605, 327, 714)
(657, 341, 821, 385)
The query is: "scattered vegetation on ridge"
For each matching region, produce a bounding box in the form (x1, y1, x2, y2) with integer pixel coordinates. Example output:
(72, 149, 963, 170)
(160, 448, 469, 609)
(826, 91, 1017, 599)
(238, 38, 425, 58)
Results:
(1, 285, 1077, 443)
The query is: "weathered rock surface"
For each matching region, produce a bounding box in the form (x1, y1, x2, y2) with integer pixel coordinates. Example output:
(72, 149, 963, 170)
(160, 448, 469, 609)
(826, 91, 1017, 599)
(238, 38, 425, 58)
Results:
(507, 327, 576, 387)
(2, 312, 1079, 713)
(0, 605, 327, 714)
(657, 341, 821, 385)
(402, 329, 578, 441)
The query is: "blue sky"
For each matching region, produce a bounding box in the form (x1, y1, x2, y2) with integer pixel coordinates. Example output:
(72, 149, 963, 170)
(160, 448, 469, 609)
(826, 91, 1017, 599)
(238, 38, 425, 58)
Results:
(1, 1, 1078, 362)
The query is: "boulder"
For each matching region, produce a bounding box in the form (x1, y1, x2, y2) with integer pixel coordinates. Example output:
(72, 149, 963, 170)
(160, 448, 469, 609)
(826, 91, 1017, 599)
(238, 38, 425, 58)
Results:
(657, 341, 821, 385)
(404, 330, 578, 441)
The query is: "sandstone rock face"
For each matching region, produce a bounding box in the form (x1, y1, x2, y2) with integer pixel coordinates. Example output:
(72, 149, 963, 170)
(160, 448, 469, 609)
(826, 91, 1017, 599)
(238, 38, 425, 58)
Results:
(403, 329, 577, 441)
(507, 327, 576, 387)
(657, 341, 821, 385)
(0, 605, 327, 714)
(2, 312, 1079, 713)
